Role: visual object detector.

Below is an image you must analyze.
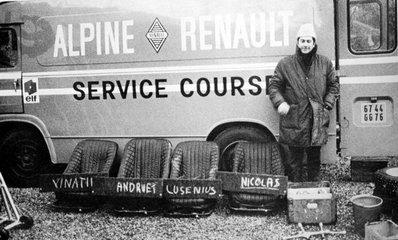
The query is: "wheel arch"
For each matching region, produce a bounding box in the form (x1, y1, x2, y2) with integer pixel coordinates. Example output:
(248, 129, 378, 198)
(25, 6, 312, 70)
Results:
(0, 114, 56, 164)
(206, 120, 278, 171)
(206, 120, 277, 142)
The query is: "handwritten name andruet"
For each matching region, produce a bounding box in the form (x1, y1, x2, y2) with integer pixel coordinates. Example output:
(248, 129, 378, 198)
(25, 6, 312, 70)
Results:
(91, 178, 164, 197)
(116, 181, 158, 194)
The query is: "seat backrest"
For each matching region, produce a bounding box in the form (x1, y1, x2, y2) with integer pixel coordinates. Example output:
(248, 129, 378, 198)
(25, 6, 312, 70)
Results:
(169, 141, 219, 179)
(232, 142, 284, 175)
(64, 140, 118, 175)
(117, 138, 172, 178)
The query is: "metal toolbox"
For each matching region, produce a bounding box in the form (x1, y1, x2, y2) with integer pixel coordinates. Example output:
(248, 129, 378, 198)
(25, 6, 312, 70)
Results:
(287, 181, 336, 224)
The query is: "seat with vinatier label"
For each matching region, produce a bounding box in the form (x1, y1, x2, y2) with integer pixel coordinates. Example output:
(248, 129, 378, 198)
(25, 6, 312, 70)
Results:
(53, 139, 118, 212)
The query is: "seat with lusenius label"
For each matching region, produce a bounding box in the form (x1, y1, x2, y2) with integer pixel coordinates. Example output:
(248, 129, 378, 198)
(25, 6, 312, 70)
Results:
(111, 138, 172, 214)
(165, 141, 219, 217)
(229, 141, 285, 211)
(53, 140, 118, 212)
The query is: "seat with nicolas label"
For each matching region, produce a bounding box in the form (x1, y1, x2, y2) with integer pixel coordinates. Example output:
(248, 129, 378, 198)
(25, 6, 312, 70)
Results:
(53, 139, 118, 212)
(165, 141, 220, 217)
(228, 141, 285, 212)
(111, 138, 172, 214)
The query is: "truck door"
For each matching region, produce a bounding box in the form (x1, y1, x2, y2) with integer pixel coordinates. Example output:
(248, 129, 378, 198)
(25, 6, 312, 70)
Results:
(0, 24, 22, 113)
(338, 0, 398, 158)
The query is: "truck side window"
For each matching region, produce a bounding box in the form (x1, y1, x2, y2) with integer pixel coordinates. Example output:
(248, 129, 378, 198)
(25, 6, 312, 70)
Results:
(349, 0, 397, 53)
(0, 29, 18, 68)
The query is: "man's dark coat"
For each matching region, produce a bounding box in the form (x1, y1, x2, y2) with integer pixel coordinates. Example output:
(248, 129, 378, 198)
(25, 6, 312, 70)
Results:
(269, 48, 339, 147)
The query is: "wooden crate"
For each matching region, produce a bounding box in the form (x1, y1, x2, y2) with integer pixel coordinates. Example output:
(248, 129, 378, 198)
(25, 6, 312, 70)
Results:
(287, 181, 336, 224)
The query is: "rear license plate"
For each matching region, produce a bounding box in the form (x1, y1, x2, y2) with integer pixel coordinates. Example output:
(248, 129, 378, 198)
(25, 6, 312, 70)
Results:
(361, 102, 386, 123)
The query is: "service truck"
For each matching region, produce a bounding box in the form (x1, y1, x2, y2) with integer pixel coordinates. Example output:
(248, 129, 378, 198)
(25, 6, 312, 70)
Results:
(0, 0, 397, 186)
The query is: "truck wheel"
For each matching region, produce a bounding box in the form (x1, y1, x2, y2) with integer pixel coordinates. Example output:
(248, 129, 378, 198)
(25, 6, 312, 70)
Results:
(213, 126, 275, 171)
(0, 128, 50, 187)
(374, 167, 398, 213)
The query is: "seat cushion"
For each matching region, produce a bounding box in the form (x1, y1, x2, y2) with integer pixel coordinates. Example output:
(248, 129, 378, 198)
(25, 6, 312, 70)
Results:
(64, 140, 118, 174)
(117, 138, 171, 179)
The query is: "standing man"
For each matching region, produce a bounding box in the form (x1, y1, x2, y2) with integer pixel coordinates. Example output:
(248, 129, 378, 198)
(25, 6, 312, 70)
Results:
(269, 23, 339, 182)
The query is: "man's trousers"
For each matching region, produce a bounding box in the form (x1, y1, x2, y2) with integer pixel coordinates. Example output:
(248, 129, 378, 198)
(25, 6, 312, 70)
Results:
(279, 144, 321, 182)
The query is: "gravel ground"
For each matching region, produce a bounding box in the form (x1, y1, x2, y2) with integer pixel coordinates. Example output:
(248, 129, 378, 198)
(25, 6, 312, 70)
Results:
(5, 161, 395, 240)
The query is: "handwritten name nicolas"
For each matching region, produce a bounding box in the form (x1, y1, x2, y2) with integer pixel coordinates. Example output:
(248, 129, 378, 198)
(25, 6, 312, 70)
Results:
(240, 176, 280, 190)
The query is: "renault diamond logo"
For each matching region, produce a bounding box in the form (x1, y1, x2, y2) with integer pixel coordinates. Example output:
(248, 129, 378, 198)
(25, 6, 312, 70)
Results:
(146, 18, 168, 53)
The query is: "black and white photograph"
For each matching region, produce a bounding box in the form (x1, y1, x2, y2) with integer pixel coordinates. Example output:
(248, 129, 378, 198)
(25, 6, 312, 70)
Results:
(0, 0, 397, 239)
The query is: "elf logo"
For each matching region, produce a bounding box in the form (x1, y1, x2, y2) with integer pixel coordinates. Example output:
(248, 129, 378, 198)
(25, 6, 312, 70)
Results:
(146, 18, 168, 53)
(23, 78, 40, 103)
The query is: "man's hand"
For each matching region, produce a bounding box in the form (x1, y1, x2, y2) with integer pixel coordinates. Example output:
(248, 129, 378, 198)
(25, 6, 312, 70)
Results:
(277, 102, 290, 116)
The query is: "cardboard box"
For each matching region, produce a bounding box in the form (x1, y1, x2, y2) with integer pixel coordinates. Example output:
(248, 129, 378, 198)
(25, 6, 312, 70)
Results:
(287, 181, 336, 224)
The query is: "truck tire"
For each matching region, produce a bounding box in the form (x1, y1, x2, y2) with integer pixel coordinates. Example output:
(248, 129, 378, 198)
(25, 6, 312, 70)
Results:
(213, 126, 275, 171)
(0, 128, 50, 187)
(374, 167, 398, 213)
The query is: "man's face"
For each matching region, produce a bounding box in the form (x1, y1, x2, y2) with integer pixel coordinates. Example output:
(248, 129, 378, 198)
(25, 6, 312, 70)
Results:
(297, 36, 315, 54)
